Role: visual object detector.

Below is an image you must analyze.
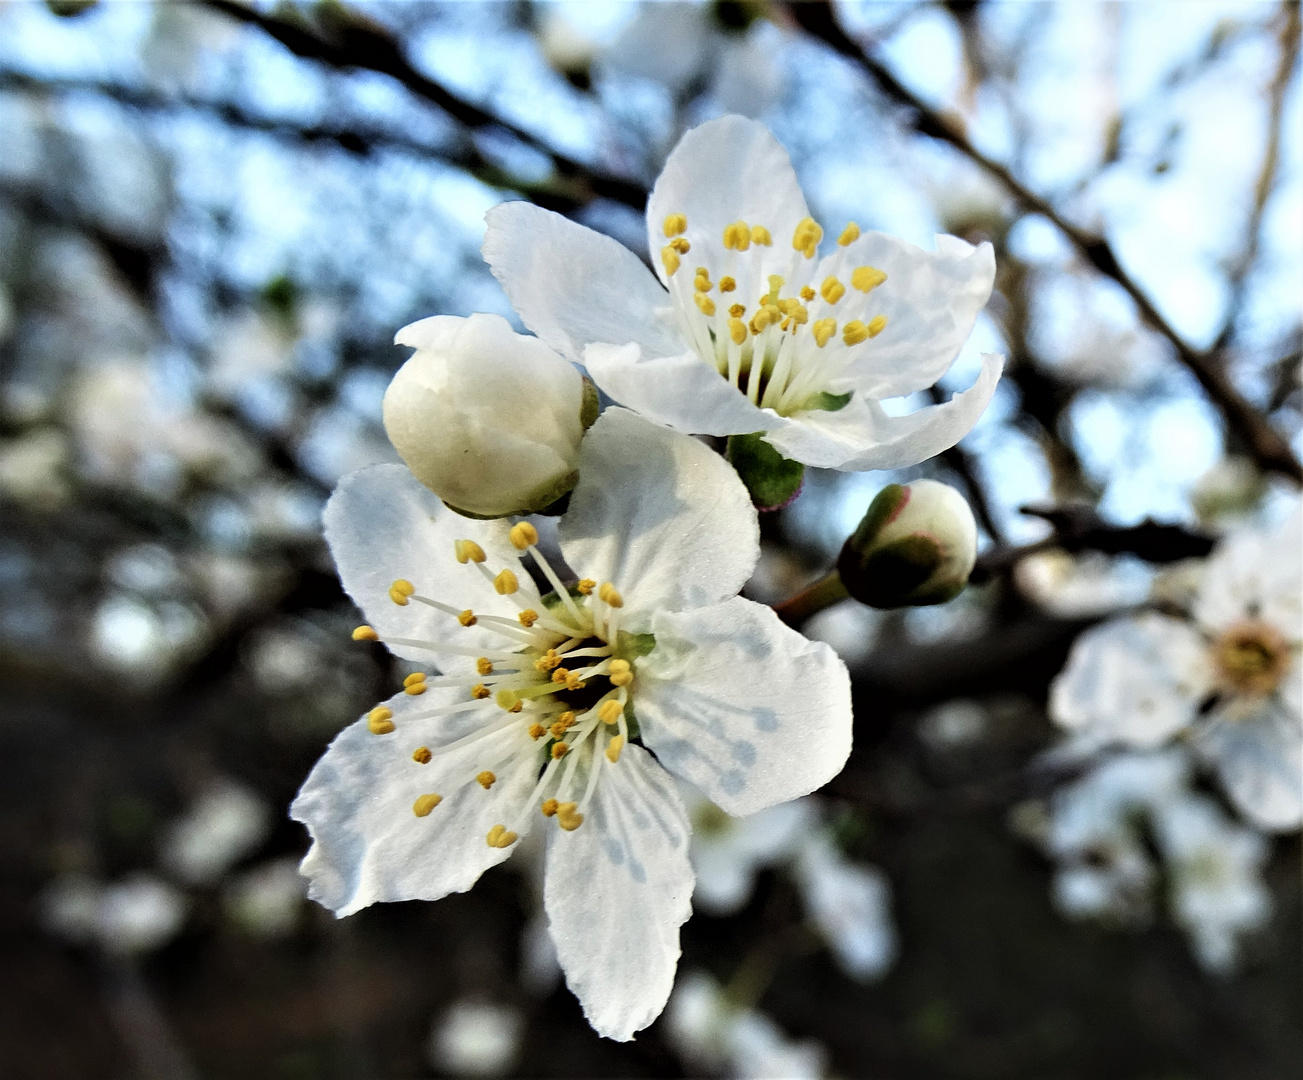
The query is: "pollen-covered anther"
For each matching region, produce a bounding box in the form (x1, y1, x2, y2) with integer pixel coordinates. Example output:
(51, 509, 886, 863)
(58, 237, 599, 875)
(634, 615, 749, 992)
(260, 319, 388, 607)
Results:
(598, 582, 624, 608)
(518, 609, 539, 628)
(750, 224, 772, 246)
(551, 741, 570, 760)
(412, 747, 432, 764)
(556, 802, 584, 831)
(555, 710, 576, 730)
(476, 657, 494, 676)
(867, 314, 888, 338)
(493, 569, 518, 595)
(476, 770, 497, 789)
(598, 699, 623, 725)
(576, 579, 596, 595)
(792, 217, 823, 258)
(351, 625, 379, 642)
(728, 318, 748, 345)
(662, 212, 687, 237)
(486, 824, 518, 848)
(528, 723, 547, 740)
(851, 266, 887, 292)
(454, 539, 486, 564)
(750, 307, 778, 335)
(694, 293, 717, 317)
(728, 303, 746, 318)
(413, 793, 442, 817)
(719, 276, 737, 293)
(609, 659, 633, 687)
(661, 246, 681, 276)
(368, 706, 396, 735)
(389, 579, 415, 606)
(812, 318, 837, 348)
(723, 221, 751, 251)
(800, 285, 816, 302)
(534, 650, 561, 672)
(551, 667, 570, 684)
(508, 522, 539, 550)
(458, 609, 477, 627)
(541, 798, 560, 817)
(821, 276, 846, 304)
(472, 684, 492, 700)
(403, 672, 427, 696)
(838, 222, 861, 246)
(842, 320, 870, 346)
(694, 269, 712, 292)
(669, 237, 691, 254)
(403, 672, 427, 687)
(605, 735, 625, 763)
(564, 673, 586, 692)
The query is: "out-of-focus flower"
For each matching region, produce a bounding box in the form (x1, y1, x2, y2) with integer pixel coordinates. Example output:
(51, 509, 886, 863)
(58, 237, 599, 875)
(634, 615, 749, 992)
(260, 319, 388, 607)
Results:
(427, 1000, 524, 1078)
(223, 858, 306, 937)
(1190, 457, 1267, 527)
(796, 834, 897, 983)
(383, 313, 589, 518)
(161, 781, 271, 886)
(838, 480, 978, 608)
(294, 409, 852, 1040)
(0, 427, 70, 508)
(483, 116, 1002, 474)
(41, 873, 188, 955)
(1015, 550, 1153, 616)
(1050, 505, 1302, 830)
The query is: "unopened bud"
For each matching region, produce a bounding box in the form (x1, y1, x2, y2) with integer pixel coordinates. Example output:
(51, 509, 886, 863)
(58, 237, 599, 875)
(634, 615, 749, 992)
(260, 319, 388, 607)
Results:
(384, 313, 596, 518)
(837, 480, 977, 608)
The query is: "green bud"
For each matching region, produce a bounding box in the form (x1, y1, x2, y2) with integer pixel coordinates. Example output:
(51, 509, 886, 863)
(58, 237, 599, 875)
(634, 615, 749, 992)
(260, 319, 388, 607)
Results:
(727, 432, 805, 511)
(837, 480, 977, 608)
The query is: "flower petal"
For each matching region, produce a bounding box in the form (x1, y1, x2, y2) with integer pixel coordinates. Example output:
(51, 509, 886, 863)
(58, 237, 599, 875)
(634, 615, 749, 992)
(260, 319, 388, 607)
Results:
(582, 342, 782, 437)
(1049, 613, 1210, 748)
(762, 353, 1004, 471)
(292, 689, 541, 916)
(482, 202, 680, 362)
(1194, 504, 1302, 639)
(323, 464, 527, 670)
(544, 743, 693, 1042)
(558, 409, 759, 626)
(646, 115, 809, 289)
(1196, 699, 1303, 831)
(828, 232, 996, 399)
(636, 597, 853, 815)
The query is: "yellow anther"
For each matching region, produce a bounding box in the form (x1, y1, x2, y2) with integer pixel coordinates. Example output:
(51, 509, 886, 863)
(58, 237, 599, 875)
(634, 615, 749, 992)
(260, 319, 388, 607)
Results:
(662, 212, 687, 237)
(486, 824, 518, 848)
(549, 719, 569, 738)
(495, 688, 518, 710)
(867, 314, 888, 338)
(723, 220, 751, 251)
(599, 699, 623, 725)
(403, 671, 427, 687)
(508, 521, 539, 550)
(838, 222, 861, 246)
(609, 658, 631, 674)
(729, 318, 748, 345)
(556, 802, 584, 831)
(367, 706, 396, 735)
(750, 306, 778, 335)
(598, 582, 624, 607)
(661, 246, 681, 276)
(750, 224, 772, 246)
(719, 276, 737, 293)
(551, 667, 571, 684)
(812, 318, 837, 348)
(472, 684, 492, 700)
(694, 293, 717, 317)
(551, 741, 570, 760)
(413, 793, 442, 817)
(777, 298, 809, 325)
(821, 276, 846, 304)
(518, 609, 539, 628)
(605, 735, 625, 763)
(851, 266, 887, 292)
(413, 746, 432, 764)
(842, 320, 870, 346)
(389, 579, 415, 606)
(556, 710, 576, 729)
(476, 657, 493, 676)
(476, 770, 497, 789)
(541, 798, 560, 817)
(576, 579, 596, 595)
(694, 274, 712, 294)
(404, 682, 427, 696)
(352, 625, 379, 642)
(564, 673, 586, 692)
(493, 569, 519, 595)
(792, 217, 823, 258)
(456, 609, 476, 627)
(669, 237, 691, 254)
(528, 723, 547, 740)
(509, 701, 523, 713)
(800, 285, 816, 302)
(609, 659, 633, 687)
(454, 539, 486, 564)
(728, 303, 746, 318)
(534, 650, 561, 672)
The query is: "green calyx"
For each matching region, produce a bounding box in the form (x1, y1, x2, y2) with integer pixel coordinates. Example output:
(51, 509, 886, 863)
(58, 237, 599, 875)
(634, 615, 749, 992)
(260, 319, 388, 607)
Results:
(802, 389, 853, 413)
(838, 532, 947, 609)
(727, 432, 805, 511)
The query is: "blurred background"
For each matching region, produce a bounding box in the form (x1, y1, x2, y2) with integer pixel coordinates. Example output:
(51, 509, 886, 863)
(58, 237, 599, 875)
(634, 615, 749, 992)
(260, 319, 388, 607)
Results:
(1, 1, 1300, 1077)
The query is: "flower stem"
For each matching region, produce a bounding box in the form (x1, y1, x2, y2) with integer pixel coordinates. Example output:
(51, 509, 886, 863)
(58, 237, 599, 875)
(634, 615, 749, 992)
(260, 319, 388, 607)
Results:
(773, 571, 849, 627)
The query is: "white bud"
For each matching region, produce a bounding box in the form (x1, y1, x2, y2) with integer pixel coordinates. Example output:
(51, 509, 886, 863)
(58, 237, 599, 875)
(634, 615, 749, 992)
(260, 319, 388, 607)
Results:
(838, 479, 977, 608)
(384, 313, 588, 518)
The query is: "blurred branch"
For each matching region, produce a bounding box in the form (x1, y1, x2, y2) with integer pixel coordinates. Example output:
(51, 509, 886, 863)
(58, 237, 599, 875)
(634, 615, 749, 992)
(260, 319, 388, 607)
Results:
(788, 1, 1303, 484)
(200, 0, 648, 210)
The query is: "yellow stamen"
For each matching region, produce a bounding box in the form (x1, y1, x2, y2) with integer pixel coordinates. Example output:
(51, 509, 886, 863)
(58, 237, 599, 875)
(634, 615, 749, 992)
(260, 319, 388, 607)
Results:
(599, 699, 623, 725)
(509, 522, 539, 550)
(454, 539, 486, 564)
(551, 741, 570, 760)
(792, 217, 822, 258)
(576, 579, 596, 595)
(729, 318, 747, 345)
(669, 237, 691, 254)
(413, 793, 442, 817)
(412, 747, 432, 764)
(486, 824, 518, 848)
(598, 582, 624, 608)
(549, 719, 569, 738)
(551, 667, 570, 684)
(457, 609, 477, 627)
(518, 609, 539, 627)
(493, 569, 518, 595)
(476, 770, 496, 789)
(389, 579, 415, 606)
(605, 735, 625, 763)
(694, 275, 712, 294)
(534, 650, 561, 672)
(662, 212, 687, 237)
(528, 723, 547, 740)
(800, 285, 816, 302)
(404, 682, 426, 696)
(820, 276, 846, 304)
(723, 221, 751, 251)
(812, 318, 837, 348)
(476, 657, 494, 676)
(541, 798, 560, 817)
(750, 224, 772, 246)
(367, 706, 395, 735)
(728, 303, 746, 318)
(842, 320, 870, 346)
(564, 673, 585, 692)
(838, 222, 861, 246)
(661, 246, 681, 276)
(351, 625, 379, 642)
(609, 659, 633, 687)
(719, 276, 737, 293)
(556, 710, 576, 729)
(556, 802, 584, 831)
(403, 672, 426, 687)
(472, 684, 491, 700)
(867, 314, 888, 338)
(694, 293, 716, 317)
(750, 306, 779, 335)
(851, 266, 887, 292)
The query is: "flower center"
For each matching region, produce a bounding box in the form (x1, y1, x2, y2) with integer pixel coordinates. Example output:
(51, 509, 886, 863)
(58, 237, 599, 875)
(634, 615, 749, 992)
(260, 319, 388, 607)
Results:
(659, 213, 889, 416)
(1211, 619, 1291, 698)
(353, 522, 641, 848)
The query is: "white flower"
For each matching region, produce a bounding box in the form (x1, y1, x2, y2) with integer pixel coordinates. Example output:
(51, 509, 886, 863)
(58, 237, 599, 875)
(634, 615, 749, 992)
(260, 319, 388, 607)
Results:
(384, 313, 589, 517)
(160, 780, 272, 886)
(223, 858, 306, 938)
(796, 834, 897, 983)
(293, 408, 853, 1041)
(428, 1000, 523, 1078)
(483, 115, 1003, 472)
(1050, 505, 1302, 830)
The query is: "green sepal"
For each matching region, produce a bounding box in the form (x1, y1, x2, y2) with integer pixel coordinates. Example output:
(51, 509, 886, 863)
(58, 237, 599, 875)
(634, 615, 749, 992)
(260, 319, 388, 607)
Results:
(803, 390, 853, 413)
(727, 432, 805, 511)
(579, 377, 601, 430)
(847, 483, 908, 551)
(838, 532, 944, 609)
(618, 631, 657, 658)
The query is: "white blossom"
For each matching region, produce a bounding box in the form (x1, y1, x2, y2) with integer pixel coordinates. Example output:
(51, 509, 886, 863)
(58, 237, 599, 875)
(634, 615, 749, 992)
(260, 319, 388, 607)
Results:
(293, 408, 852, 1040)
(796, 834, 897, 983)
(160, 780, 272, 886)
(483, 115, 1003, 472)
(427, 1000, 523, 1078)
